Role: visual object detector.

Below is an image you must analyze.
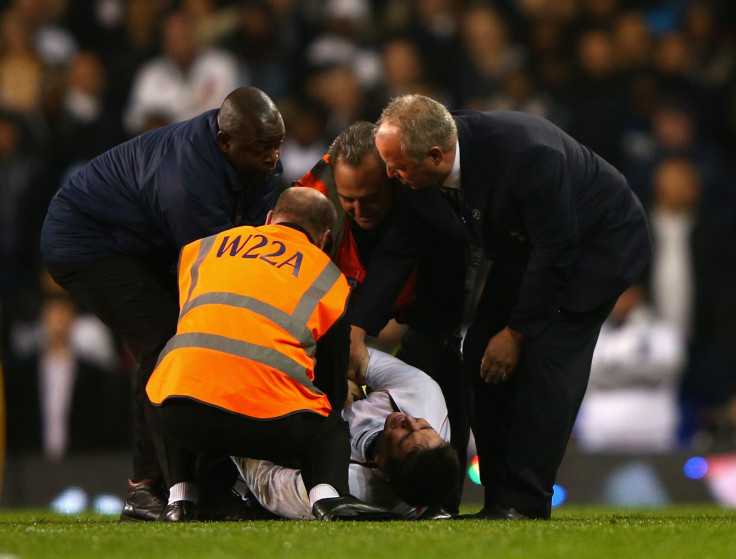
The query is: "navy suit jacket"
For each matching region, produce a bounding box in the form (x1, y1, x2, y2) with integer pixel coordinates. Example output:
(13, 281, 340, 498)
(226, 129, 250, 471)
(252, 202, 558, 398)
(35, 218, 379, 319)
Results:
(402, 111, 652, 338)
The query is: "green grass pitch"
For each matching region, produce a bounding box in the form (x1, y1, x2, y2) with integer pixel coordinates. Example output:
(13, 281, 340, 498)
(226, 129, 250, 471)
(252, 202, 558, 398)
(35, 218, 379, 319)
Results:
(1, 506, 735, 559)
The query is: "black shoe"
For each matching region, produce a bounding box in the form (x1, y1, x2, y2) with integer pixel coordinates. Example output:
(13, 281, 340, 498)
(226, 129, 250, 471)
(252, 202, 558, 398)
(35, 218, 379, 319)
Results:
(159, 500, 198, 522)
(198, 488, 280, 521)
(455, 504, 529, 520)
(119, 479, 167, 522)
(416, 506, 453, 520)
(312, 495, 400, 521)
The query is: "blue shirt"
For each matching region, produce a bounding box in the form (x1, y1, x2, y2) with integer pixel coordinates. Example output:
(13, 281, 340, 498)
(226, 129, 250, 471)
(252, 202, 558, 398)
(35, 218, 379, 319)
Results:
(41, 109, 283, 262)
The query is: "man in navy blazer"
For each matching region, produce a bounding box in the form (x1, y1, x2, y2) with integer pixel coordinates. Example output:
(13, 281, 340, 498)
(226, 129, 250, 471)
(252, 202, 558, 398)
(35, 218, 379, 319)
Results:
(374, 94, 652, 519)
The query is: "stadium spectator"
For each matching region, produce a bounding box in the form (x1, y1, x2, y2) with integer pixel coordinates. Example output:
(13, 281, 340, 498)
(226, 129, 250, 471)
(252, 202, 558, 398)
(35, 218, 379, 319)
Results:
(278, 99, 329, 185)
(99, 0, 163, 124)
(645, 156, 736, 446)
(612, 10, 654, 75)
(0, 8, 43, 113)
(303, 0, 381, 91)
(223, 0, 297, 101)
(623, 102, 736, 220)
(575, 283, 686, 453)
(378, 37, 437, 100)
(123, 10, 241, 135)
(454, 4, 526, 109)
(5, 292, 128, 460)
(568, 29, 627, 167)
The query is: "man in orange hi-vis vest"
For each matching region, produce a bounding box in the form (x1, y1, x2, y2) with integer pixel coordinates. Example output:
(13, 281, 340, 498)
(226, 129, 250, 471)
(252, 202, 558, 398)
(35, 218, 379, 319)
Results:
(146, 187, 396, 522)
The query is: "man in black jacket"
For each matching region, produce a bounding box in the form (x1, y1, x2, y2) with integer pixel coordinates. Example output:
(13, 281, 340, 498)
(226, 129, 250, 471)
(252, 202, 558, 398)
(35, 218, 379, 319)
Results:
(298, 123, 469, 512)
(373, 94, 652, 519)
(41, 86, 285, 521)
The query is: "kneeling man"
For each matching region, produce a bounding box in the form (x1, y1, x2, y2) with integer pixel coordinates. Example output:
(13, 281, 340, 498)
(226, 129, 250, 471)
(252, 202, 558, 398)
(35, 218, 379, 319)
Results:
(146, 188, 393, 521)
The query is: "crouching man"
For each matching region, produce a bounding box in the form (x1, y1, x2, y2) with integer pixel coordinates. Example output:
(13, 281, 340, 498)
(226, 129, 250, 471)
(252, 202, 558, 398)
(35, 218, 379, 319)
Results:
(146, 188, 394, 521)
(234, 348, 460, 519)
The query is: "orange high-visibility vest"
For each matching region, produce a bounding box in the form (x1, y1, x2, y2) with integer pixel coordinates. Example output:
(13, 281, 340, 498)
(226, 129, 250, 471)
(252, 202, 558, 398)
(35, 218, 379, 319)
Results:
(296, 155, 416, 318)
(146, 224, 351, 419)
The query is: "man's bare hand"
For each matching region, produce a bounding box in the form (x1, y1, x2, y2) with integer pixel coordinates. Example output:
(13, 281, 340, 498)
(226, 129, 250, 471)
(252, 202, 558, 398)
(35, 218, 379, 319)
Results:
(348, 325, 369, 386)
(344, 378, 366, 409)
(480, 327, 524, 384)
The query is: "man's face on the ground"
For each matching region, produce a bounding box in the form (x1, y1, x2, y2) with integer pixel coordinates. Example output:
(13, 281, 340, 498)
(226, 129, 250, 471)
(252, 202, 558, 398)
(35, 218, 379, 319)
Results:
(375, 124, 441, 190)
(222, 115, 285, 185)
(382, 412, 445, 462)
(334, 153, 392, 230)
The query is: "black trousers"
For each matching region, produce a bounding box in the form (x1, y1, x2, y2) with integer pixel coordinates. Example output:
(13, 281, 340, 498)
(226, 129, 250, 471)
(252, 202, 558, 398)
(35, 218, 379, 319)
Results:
(156, 398, 351, 495)
(463, 262, 617, 519)
(46, 256, 179, 481)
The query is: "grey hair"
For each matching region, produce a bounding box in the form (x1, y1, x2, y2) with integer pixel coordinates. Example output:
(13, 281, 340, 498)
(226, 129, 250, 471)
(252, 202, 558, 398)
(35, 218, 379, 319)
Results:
(328, 121, 378, 167)
(377, 94, 457, 162)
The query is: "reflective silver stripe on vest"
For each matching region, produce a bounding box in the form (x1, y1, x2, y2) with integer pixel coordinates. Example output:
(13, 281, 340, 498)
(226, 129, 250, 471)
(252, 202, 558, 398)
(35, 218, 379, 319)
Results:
(155, 332, 322, 395)
(179, 259, 346, 356)
(183, 235, 220, 308)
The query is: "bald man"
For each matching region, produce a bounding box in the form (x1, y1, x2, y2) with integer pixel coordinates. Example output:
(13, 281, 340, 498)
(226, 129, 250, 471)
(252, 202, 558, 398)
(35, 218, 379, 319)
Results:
(147, 187, 396, 521)
(41, 87, 285, 522)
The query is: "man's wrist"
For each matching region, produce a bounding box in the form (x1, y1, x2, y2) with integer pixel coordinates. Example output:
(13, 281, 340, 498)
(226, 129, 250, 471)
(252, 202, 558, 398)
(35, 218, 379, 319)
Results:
(350, 325, 367, 344)
(504, 326, 524, 342)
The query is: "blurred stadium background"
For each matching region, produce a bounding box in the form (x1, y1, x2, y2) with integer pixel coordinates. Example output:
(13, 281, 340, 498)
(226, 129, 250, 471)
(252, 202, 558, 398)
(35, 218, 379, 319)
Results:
(1, 0, 736, 514)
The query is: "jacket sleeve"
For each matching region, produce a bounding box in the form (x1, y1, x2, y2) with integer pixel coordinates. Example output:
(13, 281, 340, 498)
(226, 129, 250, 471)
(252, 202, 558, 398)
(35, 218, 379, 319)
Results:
(150, 155, 281, 249)
(149, 153, 235, 248)
(507, 148, 579, 338)
(313, 313, 350, 409)
(348, 208, 423, 335)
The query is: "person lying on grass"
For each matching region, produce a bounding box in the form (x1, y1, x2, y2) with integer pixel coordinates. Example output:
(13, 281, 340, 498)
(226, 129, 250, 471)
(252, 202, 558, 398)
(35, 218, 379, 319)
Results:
(233, 349, 460, 519)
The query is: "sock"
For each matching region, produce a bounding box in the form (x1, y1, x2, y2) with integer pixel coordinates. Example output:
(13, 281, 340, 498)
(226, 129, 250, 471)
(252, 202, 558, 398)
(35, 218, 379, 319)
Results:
(308, 484, 340, 507)
(168, 482, 199, 505)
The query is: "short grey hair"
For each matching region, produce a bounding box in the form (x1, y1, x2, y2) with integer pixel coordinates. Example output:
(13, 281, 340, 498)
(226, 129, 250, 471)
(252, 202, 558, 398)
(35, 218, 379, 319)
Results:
(328, 121, 378, 167)
(273, 187, 337, 241)
(377, 94, 457, 162)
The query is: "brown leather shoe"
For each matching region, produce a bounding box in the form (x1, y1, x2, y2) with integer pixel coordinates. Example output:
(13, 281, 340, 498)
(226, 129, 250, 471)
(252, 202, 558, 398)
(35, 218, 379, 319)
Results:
(119, 479, 167, 522)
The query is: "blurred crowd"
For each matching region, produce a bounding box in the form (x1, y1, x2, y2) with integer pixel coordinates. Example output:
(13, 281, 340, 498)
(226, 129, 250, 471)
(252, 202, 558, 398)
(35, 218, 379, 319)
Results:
(1, 0, 736, 459)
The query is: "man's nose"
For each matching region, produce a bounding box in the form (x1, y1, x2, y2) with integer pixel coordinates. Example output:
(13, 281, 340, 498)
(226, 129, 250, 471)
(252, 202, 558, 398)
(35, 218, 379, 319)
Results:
(353, 201, 365, 218)
(265, 147, 280, 165)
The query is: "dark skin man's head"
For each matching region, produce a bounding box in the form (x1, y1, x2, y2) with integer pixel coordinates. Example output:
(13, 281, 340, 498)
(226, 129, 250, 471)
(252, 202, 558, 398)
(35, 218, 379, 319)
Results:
(217, 87, 285, 185)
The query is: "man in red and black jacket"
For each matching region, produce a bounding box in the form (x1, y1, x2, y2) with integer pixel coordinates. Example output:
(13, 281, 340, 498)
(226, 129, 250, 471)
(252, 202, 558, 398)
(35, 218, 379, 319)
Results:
(295, 122, 469, 512)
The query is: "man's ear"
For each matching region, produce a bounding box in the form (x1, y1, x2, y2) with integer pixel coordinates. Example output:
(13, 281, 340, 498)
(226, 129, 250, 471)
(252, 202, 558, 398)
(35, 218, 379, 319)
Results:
(217, 130, 230, 153)
(428, 146, 444, 165)
(318, 229, 332, 251)
(265, 210, 274, 225)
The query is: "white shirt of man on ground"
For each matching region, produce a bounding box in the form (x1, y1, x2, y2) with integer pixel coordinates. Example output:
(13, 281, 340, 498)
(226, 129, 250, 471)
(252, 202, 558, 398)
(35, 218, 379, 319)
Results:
(233, 349, 451, 519)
